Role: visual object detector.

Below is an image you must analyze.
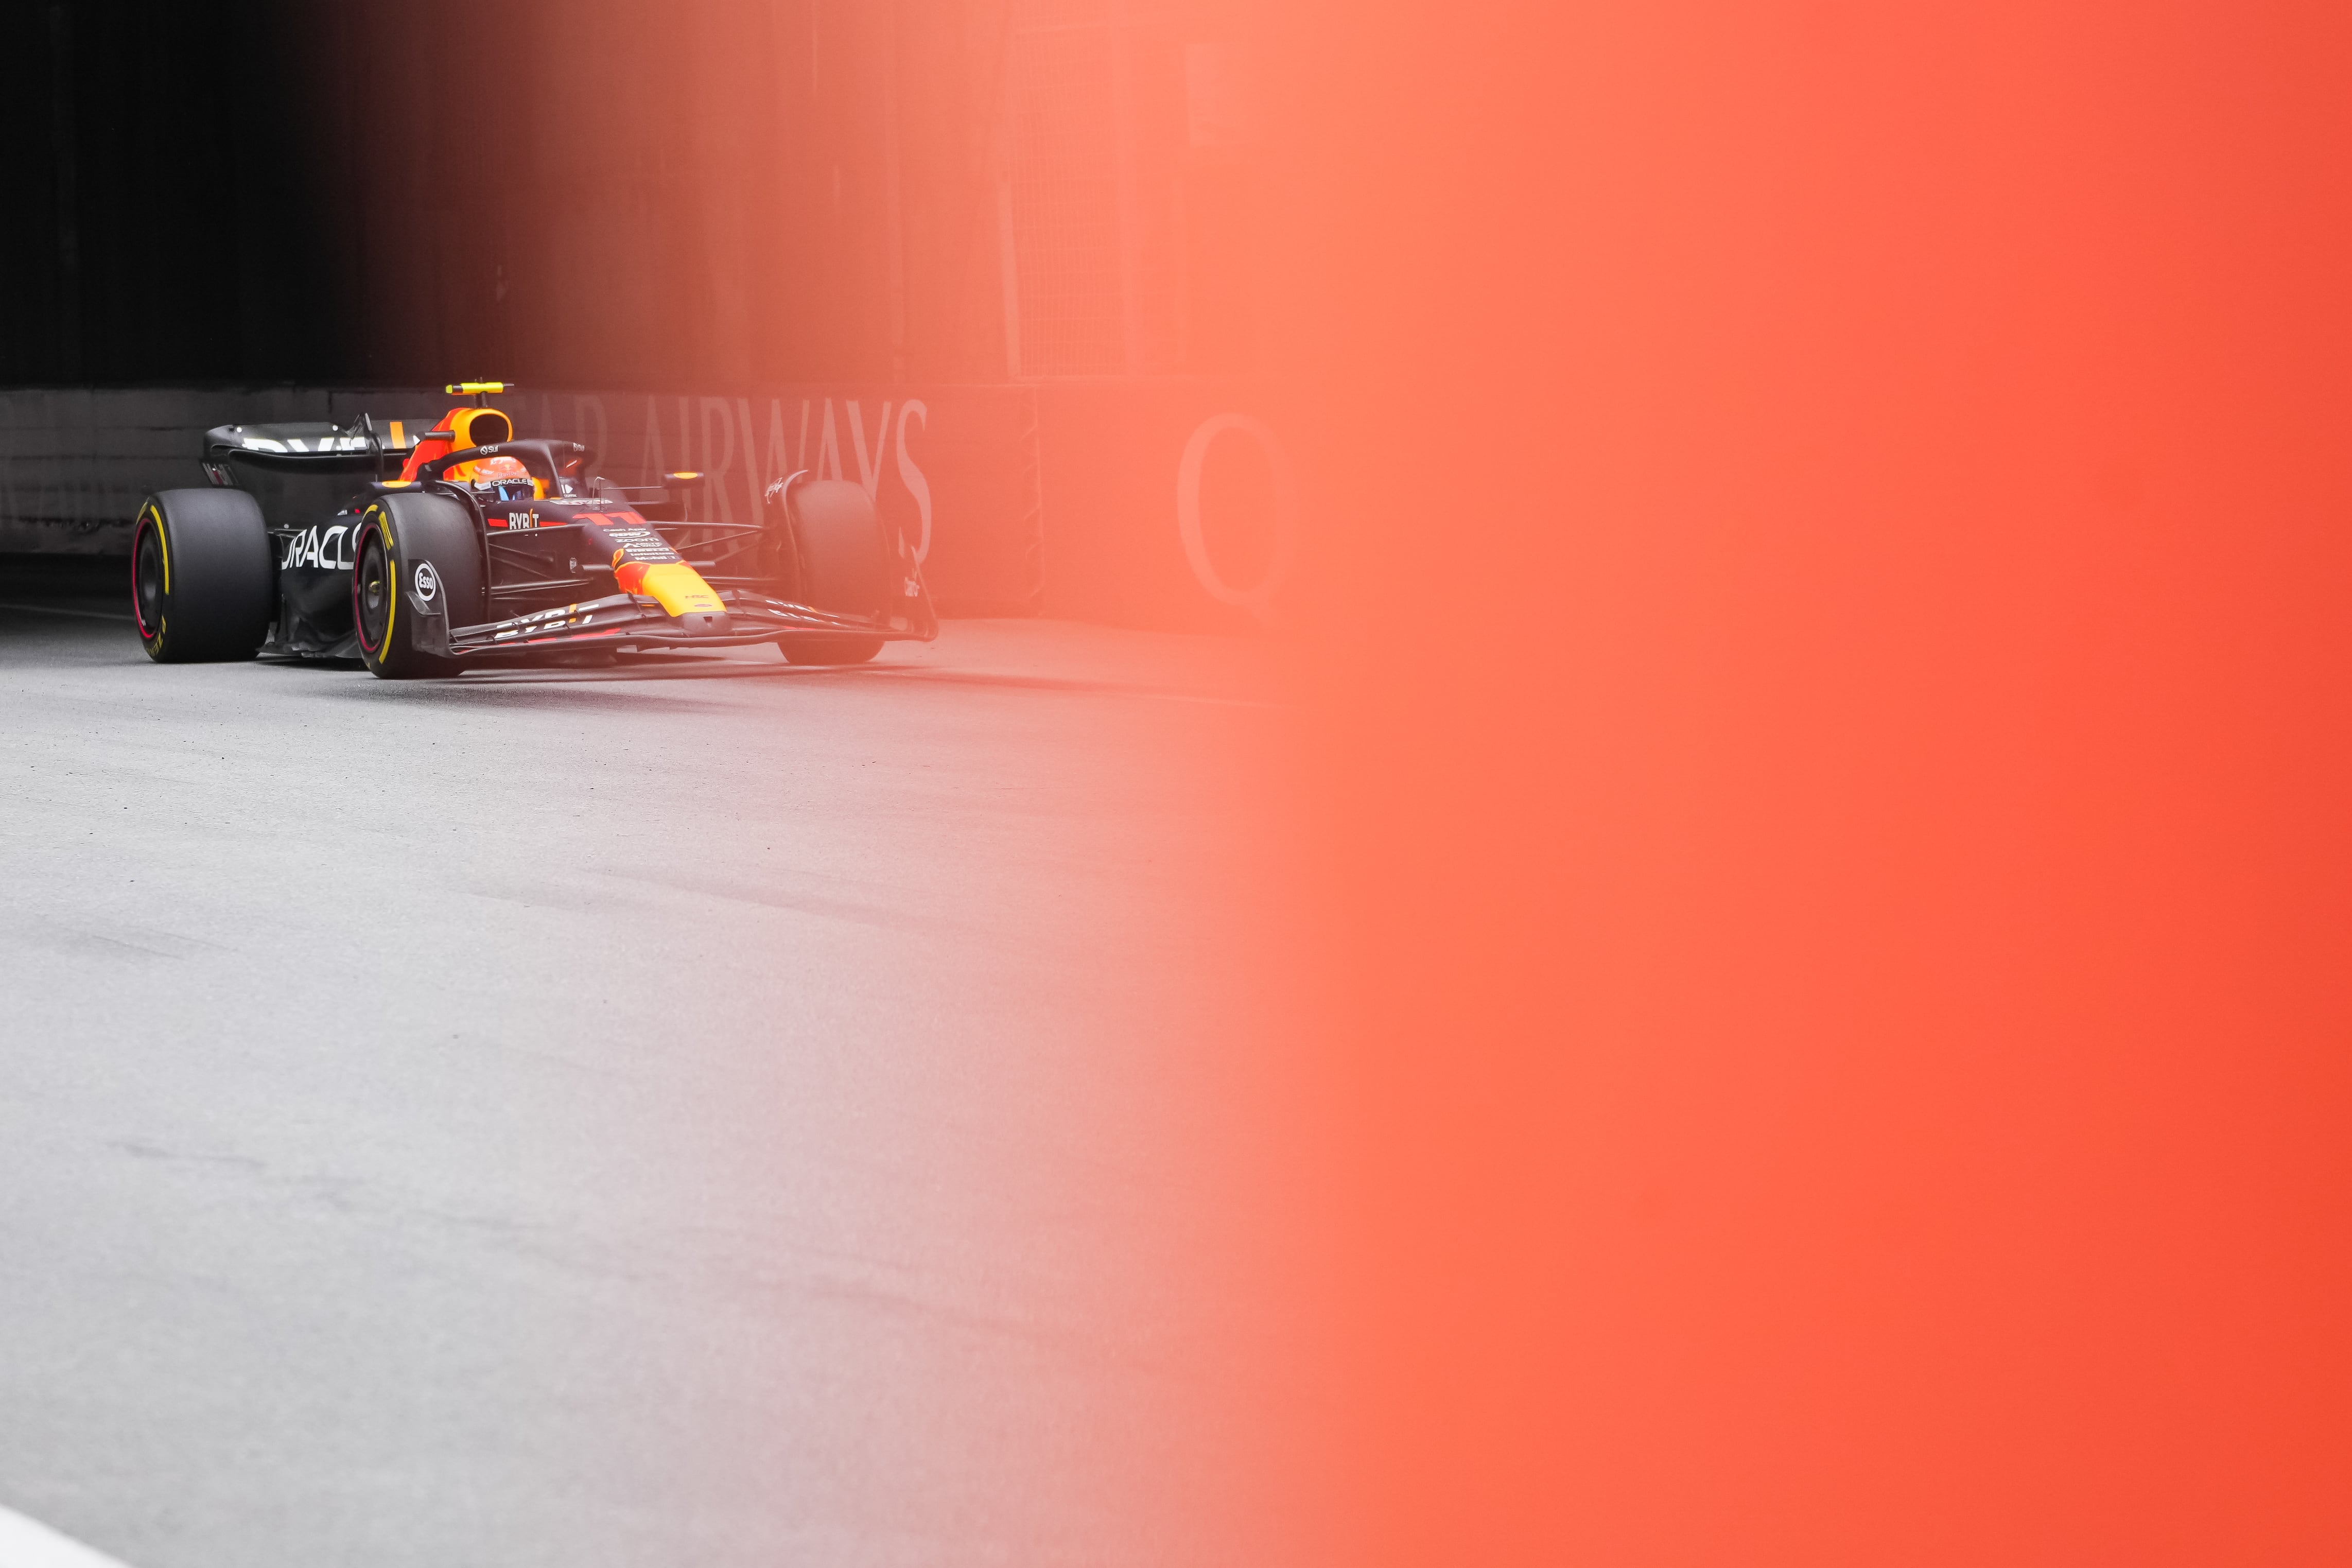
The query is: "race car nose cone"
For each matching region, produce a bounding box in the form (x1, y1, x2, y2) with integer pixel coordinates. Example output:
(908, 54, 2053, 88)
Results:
(682, 611, 731, 635)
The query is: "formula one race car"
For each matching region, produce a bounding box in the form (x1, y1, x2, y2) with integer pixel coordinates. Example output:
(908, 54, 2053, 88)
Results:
(129, 382, 935, 677)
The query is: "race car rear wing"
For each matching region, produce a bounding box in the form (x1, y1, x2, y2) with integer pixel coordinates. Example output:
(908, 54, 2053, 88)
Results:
(203, 416, 439, 483)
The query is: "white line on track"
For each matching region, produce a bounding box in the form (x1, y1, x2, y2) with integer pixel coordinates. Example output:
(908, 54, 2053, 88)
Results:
(0, 603, 134, 623)
(0, 1506, 134, 1568)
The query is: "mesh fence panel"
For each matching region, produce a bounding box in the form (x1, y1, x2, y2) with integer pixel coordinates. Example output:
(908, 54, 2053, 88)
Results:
(1006, 18, 1126, 375)
(1003, 0, 1187, 376)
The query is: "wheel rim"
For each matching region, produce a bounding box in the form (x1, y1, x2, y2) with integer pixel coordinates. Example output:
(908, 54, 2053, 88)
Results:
(355, 531, 391, 654)
(132, 517, 165, 639)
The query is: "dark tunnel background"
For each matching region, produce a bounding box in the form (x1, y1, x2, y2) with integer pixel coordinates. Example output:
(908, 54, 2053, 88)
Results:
(1, 0, 1265, 391)
(1, 2, 341, 385)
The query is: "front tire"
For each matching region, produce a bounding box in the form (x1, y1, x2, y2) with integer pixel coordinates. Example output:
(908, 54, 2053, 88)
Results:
(353, 494, 478, 679)
(131, 489, 273, 662)
(788, 480, 893, 618)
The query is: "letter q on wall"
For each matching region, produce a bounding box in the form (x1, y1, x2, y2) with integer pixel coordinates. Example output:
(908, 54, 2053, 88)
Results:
(1177, 413, 1297, 623)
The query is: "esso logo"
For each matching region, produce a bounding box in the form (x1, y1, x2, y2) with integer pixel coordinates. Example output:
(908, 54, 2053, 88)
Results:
(414, 561, 440, 602)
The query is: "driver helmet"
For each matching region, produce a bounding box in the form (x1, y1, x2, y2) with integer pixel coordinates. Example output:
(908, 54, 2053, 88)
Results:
(448, 454, 532, 487)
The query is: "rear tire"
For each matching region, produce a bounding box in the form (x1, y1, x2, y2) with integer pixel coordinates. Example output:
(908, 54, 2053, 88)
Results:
(781, 635, 884, 666)
(131, 489, 273, 662)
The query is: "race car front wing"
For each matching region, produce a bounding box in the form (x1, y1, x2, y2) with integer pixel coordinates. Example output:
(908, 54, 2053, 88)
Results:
(413, 585, 933, 660)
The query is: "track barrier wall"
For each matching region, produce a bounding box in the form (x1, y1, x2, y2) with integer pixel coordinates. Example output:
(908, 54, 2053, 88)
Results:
(0, 383, 1295, 630)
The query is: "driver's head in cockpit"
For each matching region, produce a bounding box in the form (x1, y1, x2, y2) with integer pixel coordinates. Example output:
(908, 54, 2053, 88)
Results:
(445, 452, 541, 501)
(441, 408, 542, 500)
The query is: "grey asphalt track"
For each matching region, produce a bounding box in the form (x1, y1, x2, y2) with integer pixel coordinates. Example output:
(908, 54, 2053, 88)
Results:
(0, 595, 1319, 1568)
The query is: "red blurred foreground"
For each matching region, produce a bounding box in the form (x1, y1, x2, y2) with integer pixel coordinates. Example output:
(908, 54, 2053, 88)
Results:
(1267, 2, 2352, 1563)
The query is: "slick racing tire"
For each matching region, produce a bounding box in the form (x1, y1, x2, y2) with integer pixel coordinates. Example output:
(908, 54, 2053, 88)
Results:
(789, 480, 893, 620)
(781, 634, 884, 666)
(131, 489, 274, 663)
(353, 492, 480, 680)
